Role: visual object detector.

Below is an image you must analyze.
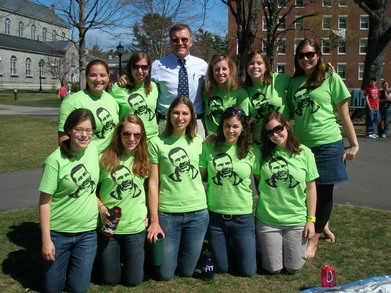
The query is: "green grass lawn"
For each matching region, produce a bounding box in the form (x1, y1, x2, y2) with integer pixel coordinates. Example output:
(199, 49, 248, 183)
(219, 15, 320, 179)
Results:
(0, 116, 58, 173)
(1, 205, 390, 292)
(0, 94, 61, 108)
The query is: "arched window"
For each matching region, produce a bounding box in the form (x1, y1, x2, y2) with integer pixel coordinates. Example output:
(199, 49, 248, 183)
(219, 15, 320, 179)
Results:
(5, 18, 10, 35)
(0, 56, 2, 74)
(52, 29, 56, 41)
(31, 24, 36, 40)
(51, 61, 57, 77)
(10, 56, 17, 75)
(19, 22, 24, 37)
(26, 58, 32, 75)
(39, 59, 45, 77)
(61, 32, 65, 41)
(42, 27, 47, 42)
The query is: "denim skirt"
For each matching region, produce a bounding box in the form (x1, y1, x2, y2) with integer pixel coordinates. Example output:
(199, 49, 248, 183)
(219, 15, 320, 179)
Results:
(310, 140, 348, 185)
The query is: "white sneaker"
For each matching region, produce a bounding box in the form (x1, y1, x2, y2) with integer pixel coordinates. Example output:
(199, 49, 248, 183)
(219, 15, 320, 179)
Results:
(366, 134, 376, 138)
(381, 134, 387, 138)
(373, 134, 379, 138)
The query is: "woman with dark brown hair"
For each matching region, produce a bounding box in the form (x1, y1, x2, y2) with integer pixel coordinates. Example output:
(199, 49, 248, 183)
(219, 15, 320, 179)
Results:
(98, 114, 150, 286)
(111, 52, 159, 139)
(288, 38, 359, 259)
(147, 96, 208, 281)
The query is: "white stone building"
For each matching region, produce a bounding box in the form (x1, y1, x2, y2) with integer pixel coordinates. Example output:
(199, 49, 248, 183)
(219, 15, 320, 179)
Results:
(0, 0, 79, 90)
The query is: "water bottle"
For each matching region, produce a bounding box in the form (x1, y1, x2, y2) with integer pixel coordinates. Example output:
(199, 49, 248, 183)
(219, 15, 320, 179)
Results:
(201, 249, 214, 281)
(321, 265, 336, 287)
(101, 206, 122, 237)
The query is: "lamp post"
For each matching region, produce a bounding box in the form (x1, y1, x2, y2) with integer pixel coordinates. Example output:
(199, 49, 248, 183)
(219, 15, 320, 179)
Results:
(117, 43, 124, 77)
(39, 59, 44, 92)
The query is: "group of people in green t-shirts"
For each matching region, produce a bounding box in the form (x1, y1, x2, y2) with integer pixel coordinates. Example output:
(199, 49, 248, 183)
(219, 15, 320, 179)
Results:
(38, 36, 359, 292)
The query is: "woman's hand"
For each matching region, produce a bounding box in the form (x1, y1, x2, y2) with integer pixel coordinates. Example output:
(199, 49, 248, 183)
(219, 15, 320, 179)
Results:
(304, 221, 315, 239)
(343, 145, 359, 162)
(118, 75, 130, 87)
(99, 205, 112, 226)
(203, 135, 216, 145)
(42, 240, 55, 261)
(147, 222, 165, 244)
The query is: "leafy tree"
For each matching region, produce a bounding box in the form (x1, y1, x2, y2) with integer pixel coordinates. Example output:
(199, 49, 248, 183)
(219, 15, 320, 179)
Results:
(192, 29, 228, 61)
(353, 0, 391, 89)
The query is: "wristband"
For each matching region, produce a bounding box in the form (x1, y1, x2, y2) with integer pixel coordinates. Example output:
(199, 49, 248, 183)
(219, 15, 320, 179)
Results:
(306, 216, 316, 223)
(98, 204, 105, 210)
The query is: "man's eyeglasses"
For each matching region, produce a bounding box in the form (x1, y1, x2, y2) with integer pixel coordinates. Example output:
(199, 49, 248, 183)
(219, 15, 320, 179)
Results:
(171, 37, 189, 44)
(132, 65, 149, 71)
(297, 51, 317, 59)
(266, 124, 286, 137)
(122, 132, 142, 140)
(74, 128, 93, 134)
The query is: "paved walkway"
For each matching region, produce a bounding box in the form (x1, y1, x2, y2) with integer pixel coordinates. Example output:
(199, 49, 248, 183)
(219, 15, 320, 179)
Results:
(0, 105, 390, 212)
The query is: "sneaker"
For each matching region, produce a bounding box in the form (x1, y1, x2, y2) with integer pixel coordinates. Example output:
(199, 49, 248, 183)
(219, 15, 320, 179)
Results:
(381, 134, 387, 138)
(373, 134, 379, 138)
(366, 134, 376, 138)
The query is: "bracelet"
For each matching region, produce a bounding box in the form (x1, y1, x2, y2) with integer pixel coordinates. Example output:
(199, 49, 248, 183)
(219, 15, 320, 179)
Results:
(98, 204, 105, 210)
(306, 216, 316, 223)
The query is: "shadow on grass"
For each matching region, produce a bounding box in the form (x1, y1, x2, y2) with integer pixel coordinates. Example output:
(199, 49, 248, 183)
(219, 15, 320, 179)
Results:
(2, 222, 42, 292)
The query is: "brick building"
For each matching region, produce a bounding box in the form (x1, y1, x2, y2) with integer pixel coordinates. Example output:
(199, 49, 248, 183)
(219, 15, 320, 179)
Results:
(228, 0, 391, 91)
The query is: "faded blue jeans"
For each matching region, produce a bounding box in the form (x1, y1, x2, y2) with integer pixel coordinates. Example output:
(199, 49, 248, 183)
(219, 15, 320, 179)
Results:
(208, 211, 257, 277)
(42, 230, 97, 293)
(156, 209, 209, 281)
(365, 108, 380, 135)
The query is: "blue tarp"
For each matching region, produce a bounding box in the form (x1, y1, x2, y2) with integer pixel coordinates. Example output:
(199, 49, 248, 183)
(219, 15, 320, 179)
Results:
(300, 276, 391, 293)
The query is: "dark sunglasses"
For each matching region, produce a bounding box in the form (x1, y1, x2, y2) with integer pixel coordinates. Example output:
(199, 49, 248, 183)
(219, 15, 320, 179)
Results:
(171, 37, 189, 44)
(212, 53, 227, 59)
(297, 51, 317, 59)
(122, 132, 142, 140)
(225, 107, 245, 117)
(132, 65, 149, 71)
(266, 123, 286, 137)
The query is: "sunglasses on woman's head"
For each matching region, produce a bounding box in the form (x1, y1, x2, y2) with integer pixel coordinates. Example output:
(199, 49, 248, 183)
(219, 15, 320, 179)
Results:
(212, 53, 228, 59)
(266, 123, 286, 137)
(225, 107, 245, 117)
(297, 51, 317, 59)
(122, 132, 142, 140)
(132, 65, 149, 71)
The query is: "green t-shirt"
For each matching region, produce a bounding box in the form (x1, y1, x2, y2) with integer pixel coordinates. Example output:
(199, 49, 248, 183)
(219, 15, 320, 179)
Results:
(203, 87, 249, 135)
(200, 142, 260, 215)
(148, 134, 207, 213)
(110, 82, 159, 139)
(39, 143, 99, 233)
(287, 73, 350, 147)
(58, 90, 119, 153)
(255, 145, 319, 226)
(99, 153, 147, 234)
(246, 73, 291, 143)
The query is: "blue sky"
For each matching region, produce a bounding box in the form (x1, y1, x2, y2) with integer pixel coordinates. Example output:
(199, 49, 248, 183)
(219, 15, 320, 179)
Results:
(37, 0, 228, 50)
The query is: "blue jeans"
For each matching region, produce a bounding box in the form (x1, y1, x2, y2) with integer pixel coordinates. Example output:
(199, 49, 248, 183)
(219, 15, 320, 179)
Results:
(99, 229, 146, 286)
(42, 230, 97, 293)
(208, 212, 257, 277)
(365, 108, 380, 135)
(378, 106, 390, 135)
(156, 209, 209, 280)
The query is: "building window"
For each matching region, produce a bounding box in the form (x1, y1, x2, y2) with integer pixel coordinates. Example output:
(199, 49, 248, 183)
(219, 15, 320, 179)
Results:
(61, 32, 65, 41)
(339, 0, 347, 7)
(10, 56, 17, 75)
(262, 17, 267, 31)
(51, 62, 57, 77)
(39, 60, 45, 77)
(359, 38, 368, 54)
(322, 39, 330, 55)
(294, 38, 304, 53)
(31, 24, 36, 40)
(19, 22, 24, 37)
(42, 27, 47, 41)
(295, 17, 304, 30)
(337, 63, 346, 79)
(358, 64, 364, 80)
(323, 0, 331, 7)
(71, 53, 76, 67)
(338, 16, 347, 29)
(52, 30, 56, 41)
(278, 0, 286, 8)
(26, 58, 32, 75)
(278, 17, 286, 30)
(360, 15, 369, 30)
(0, 56, 2, 74)
(338, 40, 346, 54)
(262, 41, 267, 53)
(278, 39, 286, 55)
(295, 0, 304, 7)
(5, 18, 10, 35)
(277, 64, 286, 73)
(322, 16, 331, 30)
